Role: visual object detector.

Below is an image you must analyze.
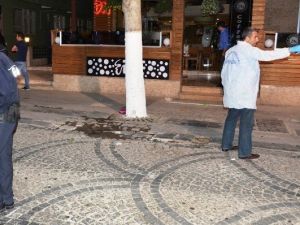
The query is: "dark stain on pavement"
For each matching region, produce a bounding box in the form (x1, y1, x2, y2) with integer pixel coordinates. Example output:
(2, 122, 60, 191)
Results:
(168, 119, 222, 128)
(67, 115, 151, 139)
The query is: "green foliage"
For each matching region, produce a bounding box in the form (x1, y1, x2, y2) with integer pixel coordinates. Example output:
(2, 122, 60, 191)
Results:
(154, 0, 172, 14)
(105, 0, 173, 14)
(106, 0, 122, 10)
(200, 0, 220, 16)
(107, 0, 122, 5)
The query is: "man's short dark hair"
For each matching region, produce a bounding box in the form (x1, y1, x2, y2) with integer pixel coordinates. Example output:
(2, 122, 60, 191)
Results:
(16, 32, 25, 39)
(217, 21, 226, 28)
(242, 27, 257, 40)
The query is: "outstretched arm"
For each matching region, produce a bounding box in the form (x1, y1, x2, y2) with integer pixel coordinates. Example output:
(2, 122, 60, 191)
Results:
(252, 47, 290, 61)
(253, 44, 300, 62)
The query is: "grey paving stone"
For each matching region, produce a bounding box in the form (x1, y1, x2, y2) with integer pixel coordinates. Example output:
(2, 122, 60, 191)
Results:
(2, 96, 299, 225)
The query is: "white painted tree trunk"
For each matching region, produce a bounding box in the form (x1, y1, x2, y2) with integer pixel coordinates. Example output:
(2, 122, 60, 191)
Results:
(122, 0, 147, 118)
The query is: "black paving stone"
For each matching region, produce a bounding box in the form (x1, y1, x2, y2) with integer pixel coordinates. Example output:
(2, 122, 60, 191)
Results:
(178, 119, 222, 128)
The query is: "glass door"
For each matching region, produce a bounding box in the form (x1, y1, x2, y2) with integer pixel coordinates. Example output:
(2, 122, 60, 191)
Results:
(182, 0, 230, 87)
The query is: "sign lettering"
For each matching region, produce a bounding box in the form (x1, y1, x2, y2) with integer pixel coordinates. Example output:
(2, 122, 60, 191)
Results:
(94, 0, 111, 16)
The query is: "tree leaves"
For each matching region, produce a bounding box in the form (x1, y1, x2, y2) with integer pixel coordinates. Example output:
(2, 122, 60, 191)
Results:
(200, 0, 220, 15)
(106, 0, 122, 10)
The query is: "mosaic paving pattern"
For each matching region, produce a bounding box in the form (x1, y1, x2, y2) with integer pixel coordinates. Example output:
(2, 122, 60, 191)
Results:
(1, 121, 299, 225)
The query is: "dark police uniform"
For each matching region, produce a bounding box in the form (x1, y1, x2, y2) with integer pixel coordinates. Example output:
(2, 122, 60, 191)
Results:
(0, 47, 20, 210)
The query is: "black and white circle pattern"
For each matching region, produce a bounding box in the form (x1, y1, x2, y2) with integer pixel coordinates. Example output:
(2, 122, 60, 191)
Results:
(87, 57, 169, 80)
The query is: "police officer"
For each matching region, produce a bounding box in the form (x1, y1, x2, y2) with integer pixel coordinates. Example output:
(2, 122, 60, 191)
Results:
(0, 44, 20, 212)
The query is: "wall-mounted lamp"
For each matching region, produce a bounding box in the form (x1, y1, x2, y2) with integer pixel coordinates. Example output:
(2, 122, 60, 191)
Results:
(163, 38, 170, 47)
(24, 36, 30, 43)
(55, 36, 60, 45)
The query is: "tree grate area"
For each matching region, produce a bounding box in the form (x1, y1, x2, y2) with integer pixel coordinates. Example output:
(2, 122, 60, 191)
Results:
(256, 119, 288, 133)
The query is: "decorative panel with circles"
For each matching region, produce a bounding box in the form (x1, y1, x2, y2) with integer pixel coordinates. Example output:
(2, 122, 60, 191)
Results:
(87, 57, 169, 80)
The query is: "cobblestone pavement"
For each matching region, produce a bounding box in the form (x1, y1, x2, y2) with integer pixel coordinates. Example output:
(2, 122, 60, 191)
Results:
(1, 90, 300, 225)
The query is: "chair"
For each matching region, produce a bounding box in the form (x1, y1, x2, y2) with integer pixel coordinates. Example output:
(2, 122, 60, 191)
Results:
(183, 47, 202, 70)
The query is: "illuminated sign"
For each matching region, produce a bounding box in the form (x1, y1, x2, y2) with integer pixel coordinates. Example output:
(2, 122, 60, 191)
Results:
(230, 0, 253, 45)
(94, 0, 111, 16)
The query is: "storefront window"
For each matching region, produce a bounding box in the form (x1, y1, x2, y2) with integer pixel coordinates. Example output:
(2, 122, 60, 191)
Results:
(183, 0, 229, 72)
(141, 0, 172, 46)
(265, 0, 300, 33)
(60, 0, 173, 46)
(14, 8, 36, 34)
(265, 0, 300, 48)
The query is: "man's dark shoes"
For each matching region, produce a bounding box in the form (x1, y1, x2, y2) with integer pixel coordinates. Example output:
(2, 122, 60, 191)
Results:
(0, 202, 14, 212)
(239, 153, 260, 160)
(4, 202, 14, 210)
(0, 203, 4, 212)
(21, 86, 30, 90)
(222, 145, 238, 152)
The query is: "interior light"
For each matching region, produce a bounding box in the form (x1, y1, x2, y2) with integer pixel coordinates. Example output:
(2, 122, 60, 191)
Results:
(25, 37, 30, 43)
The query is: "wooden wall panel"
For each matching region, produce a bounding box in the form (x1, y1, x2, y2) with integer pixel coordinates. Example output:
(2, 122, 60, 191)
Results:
(86, 47, 125, 58)
(94, 15, 113, 31)
(170, 0, 184, 81)
(251, 0, 300, 86)
(252, 0, 266, 48)
(86, 46, 171, 59)
(260, 59, 300, 86)
(52, 45, 86, 75)
(52, 45, 171, 75)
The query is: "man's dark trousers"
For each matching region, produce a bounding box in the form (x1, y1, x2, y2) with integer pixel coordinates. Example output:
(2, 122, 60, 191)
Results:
(222, 108, 255, 158)
(0, 121, 16, 205)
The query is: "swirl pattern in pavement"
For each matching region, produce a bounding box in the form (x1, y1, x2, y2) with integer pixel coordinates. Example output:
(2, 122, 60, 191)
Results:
(0, 122, 299, 225)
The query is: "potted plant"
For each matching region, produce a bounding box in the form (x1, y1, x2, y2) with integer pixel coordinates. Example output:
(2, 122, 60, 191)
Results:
(200, 0, 221, 16)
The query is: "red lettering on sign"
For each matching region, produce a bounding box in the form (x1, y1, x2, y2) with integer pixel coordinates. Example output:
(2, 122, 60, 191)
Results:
(94, 0, 111, 16)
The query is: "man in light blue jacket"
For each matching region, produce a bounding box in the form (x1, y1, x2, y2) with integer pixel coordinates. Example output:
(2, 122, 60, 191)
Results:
(221, 27, 300, 159)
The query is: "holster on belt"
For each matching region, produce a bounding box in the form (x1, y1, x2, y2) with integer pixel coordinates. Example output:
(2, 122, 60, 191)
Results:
(2, 103, 20, 123)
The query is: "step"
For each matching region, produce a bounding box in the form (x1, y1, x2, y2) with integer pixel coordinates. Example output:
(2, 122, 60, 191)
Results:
(179, 92, 223, 103)
(18, 83, 54, 91)
(28, 66, 52, 71)
(18, 78, 53, 91)
(181, 86, 223, 95)
(19, 79, 53, 86)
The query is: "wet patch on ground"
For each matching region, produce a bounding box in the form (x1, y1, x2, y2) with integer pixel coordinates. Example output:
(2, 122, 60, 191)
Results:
(62, 115, 211, 145)
(167, 119, 222, 128)
(65, 115, 152, 139)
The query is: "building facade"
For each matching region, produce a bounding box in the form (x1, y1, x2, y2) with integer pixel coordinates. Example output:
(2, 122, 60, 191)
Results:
(0, 0, 92, 63)
(50, 0, 300, 106)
